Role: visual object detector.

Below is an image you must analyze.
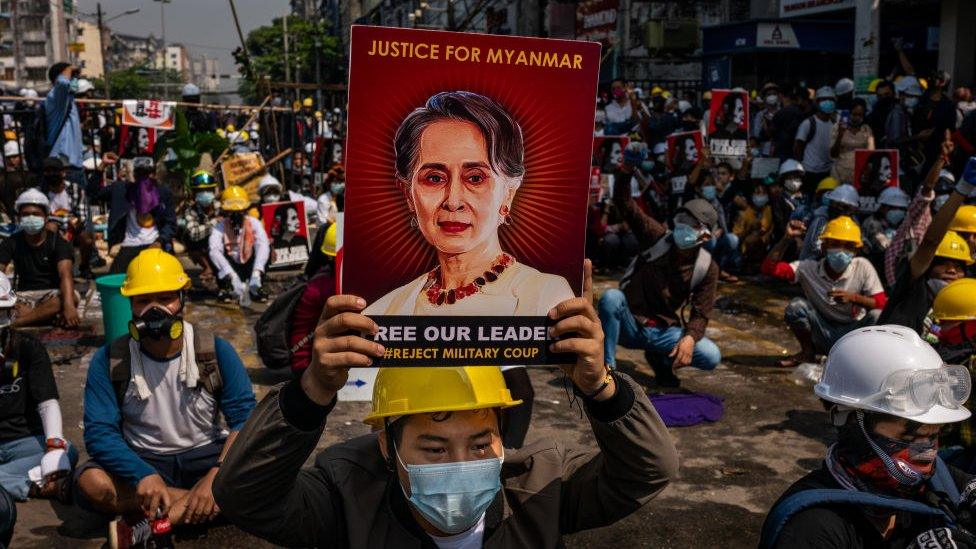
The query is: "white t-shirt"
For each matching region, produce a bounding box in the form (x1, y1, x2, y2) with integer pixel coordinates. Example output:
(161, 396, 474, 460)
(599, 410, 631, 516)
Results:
(430, 514, 485, 549)
(795, 116, 837, 173)
(47, 189, 72, 217)
(604, 101, 633, 124)
(787, 257, 884, 324)
(122, 208, 159, 246)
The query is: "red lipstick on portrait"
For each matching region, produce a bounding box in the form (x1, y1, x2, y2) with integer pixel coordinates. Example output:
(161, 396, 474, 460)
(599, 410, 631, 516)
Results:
(438, 221, 471, 233)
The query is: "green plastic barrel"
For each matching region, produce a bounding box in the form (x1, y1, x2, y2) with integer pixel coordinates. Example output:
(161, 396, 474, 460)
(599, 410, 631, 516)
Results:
(95, 273, 131, 343)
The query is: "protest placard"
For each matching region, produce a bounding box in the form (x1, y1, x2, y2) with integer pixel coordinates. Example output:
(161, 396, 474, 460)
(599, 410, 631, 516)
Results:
(262, 201, 310, 267)
(708, 89, 750, 159)
(854, 149, 899, 213)
(121, 100, 177, 130)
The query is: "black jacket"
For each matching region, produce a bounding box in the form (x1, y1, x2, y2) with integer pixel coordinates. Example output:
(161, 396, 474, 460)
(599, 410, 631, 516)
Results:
(94, 180, 177, 248)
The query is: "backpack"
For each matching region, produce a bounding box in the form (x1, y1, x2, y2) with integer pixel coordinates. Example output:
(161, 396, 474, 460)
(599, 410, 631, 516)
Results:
(108, 331, 222, 406)
(620, 232, 712, 295)
(255, 272, 324, 370)
(759, 456, 961, 549)
(24, 101, 71, 172)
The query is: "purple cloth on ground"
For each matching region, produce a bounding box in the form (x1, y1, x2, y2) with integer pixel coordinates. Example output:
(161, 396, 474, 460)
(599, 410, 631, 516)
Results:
(649, 392, 724, 427)
(126, 177, 160, 215)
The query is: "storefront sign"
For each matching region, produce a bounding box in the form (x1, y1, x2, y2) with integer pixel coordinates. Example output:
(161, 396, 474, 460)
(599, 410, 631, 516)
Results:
(780, 0, 854, 18)
(756, 23, 799, 48)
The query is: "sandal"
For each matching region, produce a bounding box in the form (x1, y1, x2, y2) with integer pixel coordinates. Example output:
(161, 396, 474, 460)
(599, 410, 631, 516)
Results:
(777, 353, 814, 368)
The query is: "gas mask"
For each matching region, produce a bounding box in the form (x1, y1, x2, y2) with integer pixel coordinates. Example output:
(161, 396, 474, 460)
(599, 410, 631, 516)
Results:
(128, 304, 184, 342)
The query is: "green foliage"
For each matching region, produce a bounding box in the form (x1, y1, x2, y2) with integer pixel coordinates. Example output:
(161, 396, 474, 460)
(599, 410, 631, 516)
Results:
(154, 110, 228, 188)
(92, 67, 149, 100)
(234, 15, 342, 103)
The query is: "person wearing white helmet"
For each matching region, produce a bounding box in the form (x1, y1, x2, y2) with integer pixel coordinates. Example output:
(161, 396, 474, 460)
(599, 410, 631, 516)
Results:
(794, 86, 839, 194)
(777, 159, 810, 219)
(862, 186, 911, 262)
(882, 76, 923, 153)
(798, 182, 861, 260)
(257, 173, 283, 205)
(0, 271, 77, 504)
(0, 189, 79, 328)
(834, 77, 855, 110)
(180, 83, 217, 133)
(2, 141, 23, 172)
(761, 325, 976, 548)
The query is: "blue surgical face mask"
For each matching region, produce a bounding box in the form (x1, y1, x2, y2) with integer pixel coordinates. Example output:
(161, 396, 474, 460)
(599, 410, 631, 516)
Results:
(904, 97, 919, 109)
(18, 215, 45, 235)
(640, 160, 655, 172)
(398, 449, 503, 535)
(69, 78, 79, 93)
(195, 191, 215, 207)
(752, 194, 769, 208)
(784, 178, 803, 194)
(825, 248, 854, 272)
(672, 222, 702, 250)
(701, 185, 717, 200)
(330, 182, 345, 195)
(885, 209, 906, 227)
(822, 194, 831, 207)
(820, 100, 837, 114)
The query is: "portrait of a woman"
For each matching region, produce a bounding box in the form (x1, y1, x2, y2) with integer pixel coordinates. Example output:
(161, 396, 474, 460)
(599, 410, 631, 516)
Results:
(857, 150, 895, 198)
(708, 92, 748, 141)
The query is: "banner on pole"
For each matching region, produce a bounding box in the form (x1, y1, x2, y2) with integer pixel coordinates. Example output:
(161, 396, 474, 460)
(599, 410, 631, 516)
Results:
(121, 100, 177, 130)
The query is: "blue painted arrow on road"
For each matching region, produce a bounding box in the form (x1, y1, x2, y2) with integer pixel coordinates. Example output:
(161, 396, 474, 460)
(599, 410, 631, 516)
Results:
(345, 379, 367, 387)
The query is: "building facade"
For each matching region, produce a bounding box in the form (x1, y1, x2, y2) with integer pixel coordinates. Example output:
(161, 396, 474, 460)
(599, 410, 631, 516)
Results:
(108, 33, 162, 72)
(0, 0, 80, 90)
(75, 20, 105, 79)
(190, 54, 220, 92)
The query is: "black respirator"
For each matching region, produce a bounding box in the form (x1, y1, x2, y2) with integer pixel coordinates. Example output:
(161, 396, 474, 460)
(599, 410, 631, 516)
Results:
(128, 306, 183, 341)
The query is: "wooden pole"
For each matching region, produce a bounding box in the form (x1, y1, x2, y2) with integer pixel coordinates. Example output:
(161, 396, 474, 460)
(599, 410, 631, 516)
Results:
(0, 96, 290, 112)
(212, 95, 273, 168)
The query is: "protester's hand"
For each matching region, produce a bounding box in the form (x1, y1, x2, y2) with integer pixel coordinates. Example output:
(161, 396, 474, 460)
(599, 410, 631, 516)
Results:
(62, 304, 80, 327)
(248, 271, 261, 292)
(786, 219, 807, 239)
(100, 152, 119, 169)
(136, 474, 170, 517)
(669, 335, 695, 369)
(942, 130, 955, 162)
(40, 448, 70, 483)
(828, 289, 858, 304)
(623, 142, 649, 168)
(302, 295, 385, 405)
(229, 273, 245, 297)
(549, 260, 611, 400)
(907, 527, 976, 549)
(184, 469, 219, 524)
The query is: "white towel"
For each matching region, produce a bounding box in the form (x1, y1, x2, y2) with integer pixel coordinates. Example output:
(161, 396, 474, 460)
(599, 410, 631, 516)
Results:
(130, 321, 199, 401)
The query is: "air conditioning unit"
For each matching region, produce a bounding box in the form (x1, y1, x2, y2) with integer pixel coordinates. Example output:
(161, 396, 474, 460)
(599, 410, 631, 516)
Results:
(643, 19, 700, 52)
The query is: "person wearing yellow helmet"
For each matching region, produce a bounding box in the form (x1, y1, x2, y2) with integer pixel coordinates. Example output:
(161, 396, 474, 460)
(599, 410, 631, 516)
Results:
(763, 216, 887, 366)
(208, 185, 270, 304)
(215, 263, 678, 546)
(179, 170, 220, 282)
(75, 248, 256, 543)
(949, 205, 976, 263)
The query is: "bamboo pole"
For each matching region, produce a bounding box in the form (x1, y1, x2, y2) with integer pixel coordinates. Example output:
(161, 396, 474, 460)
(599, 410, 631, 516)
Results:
(0, 96, 291, 112)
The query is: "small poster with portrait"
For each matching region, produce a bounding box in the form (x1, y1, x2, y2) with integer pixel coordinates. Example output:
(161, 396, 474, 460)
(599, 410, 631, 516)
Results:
(853, 149, 899, 213)
(342, 25, 600, 367)
(592, 135, 629, 170)
(666, 131, 703, 172)
(262, 200, 310, 267)
(707, 89, 750, 159)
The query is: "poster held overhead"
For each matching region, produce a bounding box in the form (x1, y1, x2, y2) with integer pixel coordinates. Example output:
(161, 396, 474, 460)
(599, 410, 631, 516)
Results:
(853, 149, 899, 214)
(343, 25, 600, 367)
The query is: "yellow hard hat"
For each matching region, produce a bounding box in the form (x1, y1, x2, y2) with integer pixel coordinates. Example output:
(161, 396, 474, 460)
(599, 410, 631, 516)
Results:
(225, 124, 236, 133)
(239, 130, 250, 142)
(816, 177, 840, 194)
(220, 185, 250, 212)
(292, 100, 301, 111)
(2, 130, 15, 141)
(302, 97, 314, 107)
(320, 222, 337, 257)
(314, 110, 323, 119)
(120, 249, 191, 297)
(935, 230, 974, 265)
(661, 91, 671, 99)
(364, 367, 522, 427)
(651, 86, 663, 95)
(216, 128, 226, 138)
(949, 205, 976, 234)
(868, 78, 883, 93)
(820, 215, 862, 247)
(932, 278, 976, 321)
(919, 78, 928, 90)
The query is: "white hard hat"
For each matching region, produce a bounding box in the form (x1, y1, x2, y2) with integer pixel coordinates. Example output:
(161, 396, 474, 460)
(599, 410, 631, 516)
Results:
(779, 159, 805, 176)
(333, 107, 341, 114)
(304, 142, 314, 154)
(258, 173, 282, 193)
(815, 325, 972, 424)
(19, 88, 37, 98)
(76, 79, 94, 94)
(827, 184, 860, 207)
(878, 186, 910, 208)
(896, 76, 923, 97)
(939, 169, 956, 184)
(678, 100, 692, 113)
(834, 78, 855, 96)
(3, 141, 22, 157)
(181, 83, 200, 97)
(652, 142, 668, 155)
(815, 86, 836, 100)
(14, 188, 49, 214)
(0, 273, 15, 309)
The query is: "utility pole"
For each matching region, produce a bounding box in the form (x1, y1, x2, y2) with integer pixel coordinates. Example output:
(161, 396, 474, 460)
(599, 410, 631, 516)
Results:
(853, 0, 880, 95)
(10, 0, 21, 87)
(97, 3, 109, 98)
(283, 14, 291, 102)
(154, 0, 170, 99)
(314, 35, 322, 109)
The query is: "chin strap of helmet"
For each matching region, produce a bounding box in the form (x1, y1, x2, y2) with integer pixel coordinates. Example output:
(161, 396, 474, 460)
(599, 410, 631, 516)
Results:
(857, 410, 925, 487)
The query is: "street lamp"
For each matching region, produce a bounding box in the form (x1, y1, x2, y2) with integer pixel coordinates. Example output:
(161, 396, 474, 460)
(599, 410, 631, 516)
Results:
(314, 36, 322, 109)
(153, 0, 172, 99)
(94, 4, 140, 98)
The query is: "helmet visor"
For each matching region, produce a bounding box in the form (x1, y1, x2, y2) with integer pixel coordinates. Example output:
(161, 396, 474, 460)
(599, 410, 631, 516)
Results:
(865, 365, 971, 417)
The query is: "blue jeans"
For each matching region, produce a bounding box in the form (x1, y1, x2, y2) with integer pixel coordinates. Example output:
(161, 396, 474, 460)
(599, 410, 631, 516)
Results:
(784, 297, 881, 355)
(0, 435, 78, 501)
(704, 232, 740, 271)
(598, 289, 722, 370)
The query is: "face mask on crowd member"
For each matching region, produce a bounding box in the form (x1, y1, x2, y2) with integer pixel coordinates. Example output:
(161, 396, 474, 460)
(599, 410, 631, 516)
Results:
(784, 177, 803, 194)
(751, 188, 769, 208)
(195, 191, 215, 207)
(671, 210, 712, 250)
(17, 205, 46, 236)
(128, 291, 184, 342)
(819, 99, 836, 115)
(884, 207, 906, 227)
(700, 184, 717, 201)
(823, 238, 858, 273)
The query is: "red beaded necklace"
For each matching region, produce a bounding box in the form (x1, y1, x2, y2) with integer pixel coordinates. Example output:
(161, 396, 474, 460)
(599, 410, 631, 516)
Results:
(425, 253, 514, 306)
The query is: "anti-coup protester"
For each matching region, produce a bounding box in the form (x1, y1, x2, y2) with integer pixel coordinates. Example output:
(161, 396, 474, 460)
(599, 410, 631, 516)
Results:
(214, 262, 678, 547)
(761, 325, 976, 549)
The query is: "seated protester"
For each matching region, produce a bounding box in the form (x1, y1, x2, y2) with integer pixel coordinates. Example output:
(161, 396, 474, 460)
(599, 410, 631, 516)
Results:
(798, 182, 860, 260)
(763, 216, 886, 367)
(208, 185, 270, 304)
(883, 141, 956, 286)
(97, 157, 177, 275)
(287, 224, 337, 376)
(807, 175, 839, 223)
(256, 173, 284, 207)
(929, 279, 976, 472)
(0, 273, 76, 502)
(760, 325, 975, 549)
(1, 141, 34, 222)
(0, 190, 79, 327)
(696, 174, 739, 282)
(774, 160, 808, 223)
(598, 143, 722, 387)
(179, 170, 218, 282)
(75, 250, 256, 545)
(595, 194, 639, 270)
(213, 264, 679, 547)
(731, 180, 774, 274)
(41, 157, 99, 277)
(861, 186, 910, 272)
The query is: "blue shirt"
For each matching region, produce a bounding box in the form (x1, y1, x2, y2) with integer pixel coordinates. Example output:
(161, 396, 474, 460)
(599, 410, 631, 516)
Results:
(83, 337, 257, 485)
(44, 75, 83, 168)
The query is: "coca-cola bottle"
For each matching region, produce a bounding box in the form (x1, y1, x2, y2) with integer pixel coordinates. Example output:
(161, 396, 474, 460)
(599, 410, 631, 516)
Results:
(149, 513, 174, 549)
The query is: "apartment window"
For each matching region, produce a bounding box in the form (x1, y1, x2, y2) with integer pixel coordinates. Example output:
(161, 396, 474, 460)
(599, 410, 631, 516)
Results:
(2, 68, 13, 80)
(25, 67, 45, 81)
(23, 42, 45, 56)
(21, 17, 43, 31)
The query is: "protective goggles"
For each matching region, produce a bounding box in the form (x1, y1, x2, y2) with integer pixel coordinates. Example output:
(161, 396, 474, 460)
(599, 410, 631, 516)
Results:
(862, 366, 972, 417)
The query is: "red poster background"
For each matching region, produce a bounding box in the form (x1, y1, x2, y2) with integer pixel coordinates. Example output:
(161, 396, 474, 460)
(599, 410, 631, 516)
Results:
(707, 89, 750, 136)
(343, 26, 600, 302)
(591, 135, 629, 167)
(262, 200, 309, 241)
(666, 131, 703, 171)
(853, 149, 899, 195)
